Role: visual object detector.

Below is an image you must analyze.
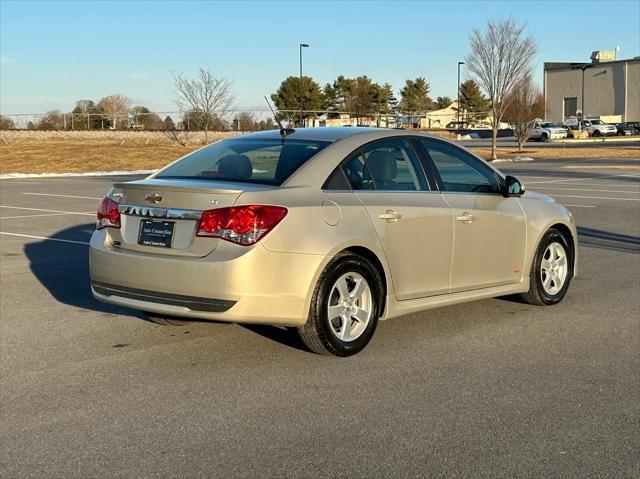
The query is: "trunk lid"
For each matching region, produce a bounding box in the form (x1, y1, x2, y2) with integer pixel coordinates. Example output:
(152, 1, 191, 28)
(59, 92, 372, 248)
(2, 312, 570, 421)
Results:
(107, 179, 270, 257)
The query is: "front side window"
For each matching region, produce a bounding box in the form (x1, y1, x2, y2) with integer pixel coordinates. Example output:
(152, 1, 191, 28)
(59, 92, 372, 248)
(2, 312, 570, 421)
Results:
(156, 138, 330, 185)
(421, 139, 499, 194)
(336, 139, 427, 191)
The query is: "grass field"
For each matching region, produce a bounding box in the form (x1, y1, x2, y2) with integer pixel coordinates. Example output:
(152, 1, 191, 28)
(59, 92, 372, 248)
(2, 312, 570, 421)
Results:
(1, 134, 639, 174)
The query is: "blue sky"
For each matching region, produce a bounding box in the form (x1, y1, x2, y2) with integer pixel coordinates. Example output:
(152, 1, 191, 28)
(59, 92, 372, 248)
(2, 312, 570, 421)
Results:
(1, 0, 639, 114)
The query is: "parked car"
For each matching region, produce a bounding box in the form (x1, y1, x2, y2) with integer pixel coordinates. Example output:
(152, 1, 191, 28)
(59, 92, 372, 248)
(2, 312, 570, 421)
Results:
(528, 121, 568, 141)
(615, 123, 636, 136)
(621, 122, 640, 134)
(564, 118, 617, 137)
(90, 128, 577, 356)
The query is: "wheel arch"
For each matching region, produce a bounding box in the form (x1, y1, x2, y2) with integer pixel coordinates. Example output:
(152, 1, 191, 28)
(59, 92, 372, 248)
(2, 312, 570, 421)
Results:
(342, 246, 388, 318)
(541, 222, 577, 277)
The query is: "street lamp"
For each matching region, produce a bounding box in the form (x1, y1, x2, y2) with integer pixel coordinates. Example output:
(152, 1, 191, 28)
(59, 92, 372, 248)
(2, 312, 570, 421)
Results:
(457, 61, 465, 130)
(299, 43, 310, 127)
(570, 63, 593, 131)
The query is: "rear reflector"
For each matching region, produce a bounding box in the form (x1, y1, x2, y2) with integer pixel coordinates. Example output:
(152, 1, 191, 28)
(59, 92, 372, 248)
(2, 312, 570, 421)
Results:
(97, 196, 121, 230)
(197, 205, 287, 245)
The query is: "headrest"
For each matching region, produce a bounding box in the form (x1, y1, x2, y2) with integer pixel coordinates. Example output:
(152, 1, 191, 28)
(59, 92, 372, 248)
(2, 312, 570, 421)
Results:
(365, 150, 397, 183)
(217, 154, 252, 179)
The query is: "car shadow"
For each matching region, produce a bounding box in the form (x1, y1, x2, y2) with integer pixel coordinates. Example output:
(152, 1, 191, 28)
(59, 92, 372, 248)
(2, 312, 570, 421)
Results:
(577, 227, 640, 253)
(23, 223, 146, 319)
(238, 324, 308, 352)
(23, 223, 311, 352)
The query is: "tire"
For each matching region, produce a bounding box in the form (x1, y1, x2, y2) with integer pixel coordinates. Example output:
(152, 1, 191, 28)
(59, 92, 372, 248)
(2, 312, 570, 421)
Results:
(521, 229, 573, 306)
(592, 130, 601, 137)
(541, 133, 549, 142)
(298, 253, 383, 357)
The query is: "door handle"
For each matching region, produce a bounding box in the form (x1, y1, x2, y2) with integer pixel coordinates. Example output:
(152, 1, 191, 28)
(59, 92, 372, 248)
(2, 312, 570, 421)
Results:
(379, 210, 402, 222)
(456, 212, 476, 224)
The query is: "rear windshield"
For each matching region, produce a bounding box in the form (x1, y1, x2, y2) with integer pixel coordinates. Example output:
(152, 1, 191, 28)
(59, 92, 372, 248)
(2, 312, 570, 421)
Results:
(156, 138, 331, 185)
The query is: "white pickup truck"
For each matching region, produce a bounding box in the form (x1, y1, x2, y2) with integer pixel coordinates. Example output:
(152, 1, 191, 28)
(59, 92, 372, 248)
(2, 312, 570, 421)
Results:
(565, 118, 617, 137)
(528, 121, 567, 141)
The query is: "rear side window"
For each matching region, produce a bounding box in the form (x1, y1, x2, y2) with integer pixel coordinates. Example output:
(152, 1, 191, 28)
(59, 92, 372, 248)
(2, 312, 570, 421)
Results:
(328, 138, 427, 191)
(156, 138, 330, 185)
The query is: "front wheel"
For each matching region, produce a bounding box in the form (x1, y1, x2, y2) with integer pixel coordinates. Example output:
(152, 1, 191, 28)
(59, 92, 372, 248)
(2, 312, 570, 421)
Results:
(592, 130, 601, 137)
(521, 229, 573, 306)
(298, 253, 383, 356)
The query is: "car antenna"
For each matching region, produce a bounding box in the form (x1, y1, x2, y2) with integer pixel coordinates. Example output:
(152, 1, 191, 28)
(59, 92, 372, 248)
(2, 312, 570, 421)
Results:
(264, 96, 295, 143)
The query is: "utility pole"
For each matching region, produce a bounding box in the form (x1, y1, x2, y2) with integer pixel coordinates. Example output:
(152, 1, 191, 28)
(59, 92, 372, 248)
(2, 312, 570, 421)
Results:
(299, 43, 309, 127)
(457, 61, 465, 129)
(571, 63, 593, 131)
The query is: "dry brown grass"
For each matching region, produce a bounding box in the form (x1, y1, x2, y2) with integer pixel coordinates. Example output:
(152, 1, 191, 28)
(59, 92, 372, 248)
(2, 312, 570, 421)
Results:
(0, 129, 240, 145)
(469, 146, 640, 161)
(0, 141, 200, 174)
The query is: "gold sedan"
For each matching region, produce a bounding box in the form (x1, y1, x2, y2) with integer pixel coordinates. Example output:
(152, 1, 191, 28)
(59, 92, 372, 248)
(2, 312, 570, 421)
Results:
(90, 128, 577, 356)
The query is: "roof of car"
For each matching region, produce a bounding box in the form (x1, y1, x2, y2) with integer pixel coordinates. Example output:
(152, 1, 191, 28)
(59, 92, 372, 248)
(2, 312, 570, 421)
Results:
(237, 127, 402, 142)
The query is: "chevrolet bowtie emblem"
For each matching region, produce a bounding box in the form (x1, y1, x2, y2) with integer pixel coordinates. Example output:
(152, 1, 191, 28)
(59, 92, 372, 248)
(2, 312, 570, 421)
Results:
(144, 193, 163, 204)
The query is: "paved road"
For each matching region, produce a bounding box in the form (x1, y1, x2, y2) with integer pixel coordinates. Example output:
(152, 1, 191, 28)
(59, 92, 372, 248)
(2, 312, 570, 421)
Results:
(1, 159, 639, 478)
(458, 137, 640, 149)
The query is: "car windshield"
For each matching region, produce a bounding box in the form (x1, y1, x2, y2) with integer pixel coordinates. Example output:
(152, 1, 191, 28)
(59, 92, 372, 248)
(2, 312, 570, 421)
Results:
(589, 119, 604, 125)
(156, 137, 331, 185)
(541, 123, 561, 128)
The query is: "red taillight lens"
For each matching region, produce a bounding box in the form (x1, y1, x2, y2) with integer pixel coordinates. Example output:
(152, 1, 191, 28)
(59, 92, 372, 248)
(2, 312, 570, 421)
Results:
(96, 196, 121, 230)
(197, 205, 287, 245)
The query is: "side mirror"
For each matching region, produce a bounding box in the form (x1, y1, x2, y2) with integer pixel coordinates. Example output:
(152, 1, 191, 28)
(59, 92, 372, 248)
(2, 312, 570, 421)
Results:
(503, 175, 524, 197)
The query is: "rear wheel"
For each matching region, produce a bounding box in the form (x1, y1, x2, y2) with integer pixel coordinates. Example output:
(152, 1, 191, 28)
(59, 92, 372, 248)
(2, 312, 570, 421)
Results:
(521, 229, 573, 306)
(298, 253, 383, 356)
(592, 130, 601, 137)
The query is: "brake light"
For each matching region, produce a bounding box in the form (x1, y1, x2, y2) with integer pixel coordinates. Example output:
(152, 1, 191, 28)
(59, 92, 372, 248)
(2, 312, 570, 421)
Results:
(197, 205, 287, 245)
(96, 196, 121, 230)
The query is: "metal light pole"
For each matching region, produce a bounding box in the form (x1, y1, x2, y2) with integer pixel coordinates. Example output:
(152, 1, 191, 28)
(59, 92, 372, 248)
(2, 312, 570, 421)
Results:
(457, 61, 464, 129)
(571, 64, 593, 131)
(299, 43, 309, 127)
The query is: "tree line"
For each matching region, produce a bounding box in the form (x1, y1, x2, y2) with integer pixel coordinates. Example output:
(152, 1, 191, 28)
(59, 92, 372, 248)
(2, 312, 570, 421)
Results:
(270, 75, 491, 126)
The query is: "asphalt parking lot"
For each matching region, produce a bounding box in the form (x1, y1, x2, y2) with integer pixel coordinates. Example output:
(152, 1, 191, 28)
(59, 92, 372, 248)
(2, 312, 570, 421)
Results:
(1, 158, 639, 478)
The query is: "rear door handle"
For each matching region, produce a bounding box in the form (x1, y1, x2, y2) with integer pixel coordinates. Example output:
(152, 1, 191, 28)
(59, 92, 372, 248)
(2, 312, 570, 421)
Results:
(379, 210, 402, 222)
(456, 212, 475, 224)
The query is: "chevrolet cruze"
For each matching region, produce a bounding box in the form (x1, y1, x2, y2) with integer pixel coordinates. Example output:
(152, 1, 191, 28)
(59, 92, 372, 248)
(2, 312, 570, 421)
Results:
(90, 128, 577, 356)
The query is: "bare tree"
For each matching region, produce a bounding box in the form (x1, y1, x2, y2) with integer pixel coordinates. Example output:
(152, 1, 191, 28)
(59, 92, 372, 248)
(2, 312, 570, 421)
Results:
(465, 18, 537, 160)
(503, 74, 545, 152)
(172, 68, 234, 143)
(164, 129, 192, 147)
(97, 94, 130, 129)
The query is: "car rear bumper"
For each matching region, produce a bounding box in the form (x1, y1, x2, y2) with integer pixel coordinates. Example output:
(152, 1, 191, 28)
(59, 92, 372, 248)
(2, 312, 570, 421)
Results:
(89, 229, 324, 326)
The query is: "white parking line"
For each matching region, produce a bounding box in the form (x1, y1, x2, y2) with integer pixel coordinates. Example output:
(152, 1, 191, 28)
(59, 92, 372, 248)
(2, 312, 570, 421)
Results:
(23, 193, 102, 200)
(526, 173, 640, 185)
(0, 206, 94, 216)
(548, 194, 640, 202)
(0, 213, 88, 220)
(534, 187, 640, 194)
(0, 231, 89, 245)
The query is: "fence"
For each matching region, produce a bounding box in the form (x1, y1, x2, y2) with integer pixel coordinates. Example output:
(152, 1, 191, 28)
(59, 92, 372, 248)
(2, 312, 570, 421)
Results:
(0, 108, 495, 131)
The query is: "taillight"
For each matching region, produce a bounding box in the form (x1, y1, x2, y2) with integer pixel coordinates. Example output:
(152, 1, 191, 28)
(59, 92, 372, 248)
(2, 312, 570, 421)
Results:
(96, 196, 121, 230)
(197, 205, 287, 245)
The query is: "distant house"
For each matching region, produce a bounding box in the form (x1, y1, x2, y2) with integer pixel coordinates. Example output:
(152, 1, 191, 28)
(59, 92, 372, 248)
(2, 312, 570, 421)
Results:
(419, 101, 459, 129)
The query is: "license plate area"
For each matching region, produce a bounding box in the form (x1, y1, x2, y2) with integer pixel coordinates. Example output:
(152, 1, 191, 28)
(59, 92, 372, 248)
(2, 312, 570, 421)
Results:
(138, 219, 175, 248)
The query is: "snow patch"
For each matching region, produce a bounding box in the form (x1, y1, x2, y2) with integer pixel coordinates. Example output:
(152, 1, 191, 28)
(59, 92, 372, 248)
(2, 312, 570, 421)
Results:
(493, 156, 535, 163)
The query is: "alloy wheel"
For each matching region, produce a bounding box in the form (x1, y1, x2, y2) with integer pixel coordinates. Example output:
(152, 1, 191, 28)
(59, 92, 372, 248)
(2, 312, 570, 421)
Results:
(327, 272, 373, 342)
(540, 242, 568, 295)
